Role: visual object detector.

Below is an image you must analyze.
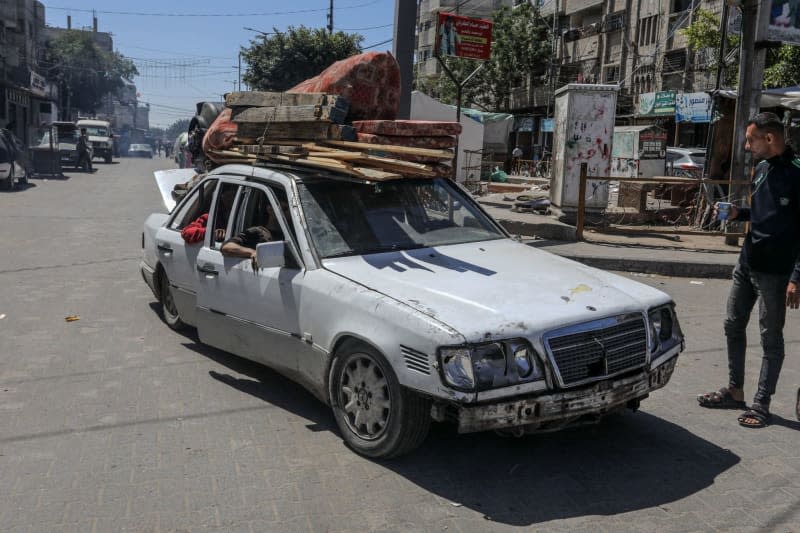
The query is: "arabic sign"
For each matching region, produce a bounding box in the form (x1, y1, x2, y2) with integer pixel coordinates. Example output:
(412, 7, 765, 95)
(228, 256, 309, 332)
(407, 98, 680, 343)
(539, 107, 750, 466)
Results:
(540, 118, 554, 132)
(30, 71, 46, 97)
(676, 92, 712, 123)
(436, 12, 493, 60)
(769, 0, 800, 45)
(637, 91, 676, 116)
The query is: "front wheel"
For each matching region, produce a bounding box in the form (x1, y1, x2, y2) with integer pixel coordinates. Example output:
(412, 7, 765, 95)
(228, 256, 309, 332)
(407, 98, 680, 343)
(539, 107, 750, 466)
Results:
(159, 270, 185, 331)
(328, 341, 430, 458)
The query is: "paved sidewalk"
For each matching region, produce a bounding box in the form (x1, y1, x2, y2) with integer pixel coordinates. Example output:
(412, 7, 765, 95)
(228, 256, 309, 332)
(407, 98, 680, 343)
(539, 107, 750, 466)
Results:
(478, 196, 741, 279)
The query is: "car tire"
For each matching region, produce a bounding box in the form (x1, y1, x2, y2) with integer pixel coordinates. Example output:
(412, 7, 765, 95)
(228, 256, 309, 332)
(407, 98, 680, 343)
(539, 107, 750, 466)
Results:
(159, 270, 185, 331)
(104, 155, 112, 164)
(328, 341, 430, 458)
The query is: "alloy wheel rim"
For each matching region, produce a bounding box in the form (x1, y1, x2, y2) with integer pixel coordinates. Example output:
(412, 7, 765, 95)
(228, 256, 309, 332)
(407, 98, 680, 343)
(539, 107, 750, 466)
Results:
(339, 355, 391, 440)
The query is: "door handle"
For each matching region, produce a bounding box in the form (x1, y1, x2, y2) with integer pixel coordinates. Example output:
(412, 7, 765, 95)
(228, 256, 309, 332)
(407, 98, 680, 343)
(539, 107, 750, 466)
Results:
(157, 243, 172, 254)
(196, 264, 218, 276)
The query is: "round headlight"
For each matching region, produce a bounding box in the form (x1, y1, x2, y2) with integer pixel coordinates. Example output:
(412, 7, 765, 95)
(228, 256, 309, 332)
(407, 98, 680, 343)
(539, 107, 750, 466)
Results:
(439, 348, 475, 390)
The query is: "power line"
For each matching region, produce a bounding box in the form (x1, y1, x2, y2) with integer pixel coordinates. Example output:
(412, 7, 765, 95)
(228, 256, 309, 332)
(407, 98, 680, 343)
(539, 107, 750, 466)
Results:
(45, 0, 384, 18)
(362, 38, 392, 50)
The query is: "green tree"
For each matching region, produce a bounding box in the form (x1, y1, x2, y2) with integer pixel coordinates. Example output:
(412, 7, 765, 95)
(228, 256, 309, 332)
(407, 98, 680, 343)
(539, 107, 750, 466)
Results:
(414, 3, 552, 112)
(42, 30, 138, 115)
(680, 8, 800, 88)
(165, 119, 191, 140)
(241, 27, 363, 91)
(679, 9, 739, 86)
(764, 45, 800, 88)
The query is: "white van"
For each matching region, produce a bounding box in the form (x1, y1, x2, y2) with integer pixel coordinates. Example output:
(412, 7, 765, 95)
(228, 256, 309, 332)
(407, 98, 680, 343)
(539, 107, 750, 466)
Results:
(76, 118, 114, 163)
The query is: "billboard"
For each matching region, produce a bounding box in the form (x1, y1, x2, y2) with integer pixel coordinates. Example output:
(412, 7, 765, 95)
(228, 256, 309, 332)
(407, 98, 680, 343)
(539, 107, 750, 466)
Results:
(675, 92, 712, 123)
(435, 12, 493, 61)
(769, 0, 800, 45)
(637, 91, 676, 116)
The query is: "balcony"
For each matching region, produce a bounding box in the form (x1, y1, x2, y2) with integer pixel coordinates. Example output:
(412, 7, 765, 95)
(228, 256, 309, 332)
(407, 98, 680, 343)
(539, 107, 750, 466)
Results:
(509, 85, 553, 111)
(564, 33, 600, 61)
(563, 0, 604, 13)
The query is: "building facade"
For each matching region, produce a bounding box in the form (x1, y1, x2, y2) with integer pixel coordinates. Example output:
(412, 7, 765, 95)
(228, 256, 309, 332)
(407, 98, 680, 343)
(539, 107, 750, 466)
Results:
(1, 4, 147, 146)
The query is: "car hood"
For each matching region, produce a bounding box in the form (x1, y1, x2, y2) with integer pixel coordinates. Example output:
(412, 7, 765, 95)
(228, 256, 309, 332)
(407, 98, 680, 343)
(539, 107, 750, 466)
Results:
(322, 239, 671, 341)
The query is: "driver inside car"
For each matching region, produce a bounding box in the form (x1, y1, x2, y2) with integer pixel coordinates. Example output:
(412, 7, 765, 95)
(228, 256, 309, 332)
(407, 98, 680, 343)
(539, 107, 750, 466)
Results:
(220, 198, 289, 269)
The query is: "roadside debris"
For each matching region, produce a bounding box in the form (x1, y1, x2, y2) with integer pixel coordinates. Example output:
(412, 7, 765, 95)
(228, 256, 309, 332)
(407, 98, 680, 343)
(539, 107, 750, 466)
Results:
(64, 315, 80, 322)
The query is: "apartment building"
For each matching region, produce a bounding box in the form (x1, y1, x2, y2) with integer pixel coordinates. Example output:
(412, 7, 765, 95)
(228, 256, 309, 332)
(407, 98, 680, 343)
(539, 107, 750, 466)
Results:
(536, 0, 724, 147)
(0, 0, 53, 145)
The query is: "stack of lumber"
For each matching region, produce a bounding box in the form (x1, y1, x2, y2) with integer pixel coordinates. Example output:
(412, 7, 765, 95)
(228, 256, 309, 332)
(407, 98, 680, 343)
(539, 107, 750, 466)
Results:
(352, 120, 461, 177)
(201, 89, 460, 181)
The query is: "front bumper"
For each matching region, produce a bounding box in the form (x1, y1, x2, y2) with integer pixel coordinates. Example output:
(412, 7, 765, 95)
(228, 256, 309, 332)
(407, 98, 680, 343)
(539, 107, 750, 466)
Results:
(444, 353, 678, 434)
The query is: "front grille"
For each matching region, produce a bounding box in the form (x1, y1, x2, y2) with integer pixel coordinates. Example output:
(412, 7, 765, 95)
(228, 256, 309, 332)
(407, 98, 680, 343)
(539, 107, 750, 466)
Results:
(400, 344, 430, 375)
(545, 315, 648, 387)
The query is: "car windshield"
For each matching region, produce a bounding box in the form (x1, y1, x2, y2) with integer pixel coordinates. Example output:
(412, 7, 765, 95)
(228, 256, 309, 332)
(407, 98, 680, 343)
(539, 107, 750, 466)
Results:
(296, 177, 505, 258)
(39, 129, 79, 145)
(83, 126, 108, 136)
(130, 144, 149, 150)
(688, 152, 706, 165)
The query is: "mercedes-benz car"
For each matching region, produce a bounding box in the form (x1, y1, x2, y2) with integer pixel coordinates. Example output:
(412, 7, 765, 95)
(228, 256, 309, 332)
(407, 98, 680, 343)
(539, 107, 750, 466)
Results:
(140, 163, 684, 458)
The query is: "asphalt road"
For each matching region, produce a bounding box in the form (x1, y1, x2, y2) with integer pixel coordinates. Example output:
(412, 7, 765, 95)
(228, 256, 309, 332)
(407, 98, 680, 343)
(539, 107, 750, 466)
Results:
(1, 158, 798, 532)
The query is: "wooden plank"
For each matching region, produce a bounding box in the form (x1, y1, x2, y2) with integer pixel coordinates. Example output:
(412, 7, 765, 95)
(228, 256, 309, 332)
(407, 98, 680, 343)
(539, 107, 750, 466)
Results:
(351, 167, 403, 181)
(328, 124, 357, 141)
(234, 144, 307, 156)
(226, 91, 348, 108)
(232, 105, 347, 124)
(323, 140, 453, 159)
(270, 154, 362, 177)
(236, 121, 332, 140)
(308, 151, 363, 160)
(352, 154, 434, 176)
(595, 226, 746, 238)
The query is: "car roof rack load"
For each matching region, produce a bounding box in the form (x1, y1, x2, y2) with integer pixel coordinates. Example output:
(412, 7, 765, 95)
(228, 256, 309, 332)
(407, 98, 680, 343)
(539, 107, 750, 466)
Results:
(201, 89, 459, 182)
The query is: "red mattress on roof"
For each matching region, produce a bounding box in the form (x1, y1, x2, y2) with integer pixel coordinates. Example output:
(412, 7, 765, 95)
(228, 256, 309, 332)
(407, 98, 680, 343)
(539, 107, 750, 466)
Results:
(353, 120, 462, 137)
(356, 132, 457, 149)
(290, 52, 400, 121)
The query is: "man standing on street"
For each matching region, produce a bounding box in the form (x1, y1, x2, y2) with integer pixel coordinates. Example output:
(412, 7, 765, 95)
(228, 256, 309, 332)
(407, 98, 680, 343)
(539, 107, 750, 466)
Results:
(698, 112, 800, 428)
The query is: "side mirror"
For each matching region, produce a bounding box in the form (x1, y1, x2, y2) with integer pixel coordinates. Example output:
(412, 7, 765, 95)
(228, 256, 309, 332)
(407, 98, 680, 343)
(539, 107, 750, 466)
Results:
(256, 241, 285, 269)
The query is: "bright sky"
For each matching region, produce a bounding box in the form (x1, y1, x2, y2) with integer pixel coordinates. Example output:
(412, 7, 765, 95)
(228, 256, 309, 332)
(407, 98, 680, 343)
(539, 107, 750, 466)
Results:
(44, 0, 397, 129)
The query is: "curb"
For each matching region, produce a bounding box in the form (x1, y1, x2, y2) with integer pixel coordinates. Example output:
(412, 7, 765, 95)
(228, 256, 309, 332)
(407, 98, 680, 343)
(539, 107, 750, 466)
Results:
(551, 253, 735, 279)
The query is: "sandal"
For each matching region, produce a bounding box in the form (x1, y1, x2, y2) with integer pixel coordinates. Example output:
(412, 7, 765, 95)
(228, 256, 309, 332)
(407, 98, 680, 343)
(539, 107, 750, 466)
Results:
(795, 388, 799, 422)
(738, 404, 771, 429)
(697, 387, 747, 409)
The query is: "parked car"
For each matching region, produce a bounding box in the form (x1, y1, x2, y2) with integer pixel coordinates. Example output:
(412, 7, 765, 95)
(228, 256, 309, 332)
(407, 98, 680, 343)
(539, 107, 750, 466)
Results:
(30, 122, 91, 171)
(128, 143, 153, 158)
(141, 164, 684, 458)
(0, 128, 28, 189)
(666, 147, 705, 178)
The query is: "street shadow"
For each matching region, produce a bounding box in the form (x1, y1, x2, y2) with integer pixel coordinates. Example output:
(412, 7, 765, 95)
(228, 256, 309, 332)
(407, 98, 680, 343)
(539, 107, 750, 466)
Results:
(178, 333, 334, 432)
(382, 412, 740, 526)
(0, 181, 36, 193)
(28, 173, 70, 181)
(770, 414, 800, 430)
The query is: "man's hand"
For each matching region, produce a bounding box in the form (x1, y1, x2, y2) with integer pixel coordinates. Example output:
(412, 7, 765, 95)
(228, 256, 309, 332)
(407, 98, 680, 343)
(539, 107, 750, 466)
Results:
(787, 281, 800, 309)
(713, 202, 739, 221)
(214, 228, 225, 242)
(249, 249, 259, 272)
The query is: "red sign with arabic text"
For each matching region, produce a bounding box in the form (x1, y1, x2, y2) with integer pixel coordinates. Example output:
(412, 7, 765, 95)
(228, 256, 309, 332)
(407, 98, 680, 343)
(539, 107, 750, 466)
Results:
(436, 12, 493, 61)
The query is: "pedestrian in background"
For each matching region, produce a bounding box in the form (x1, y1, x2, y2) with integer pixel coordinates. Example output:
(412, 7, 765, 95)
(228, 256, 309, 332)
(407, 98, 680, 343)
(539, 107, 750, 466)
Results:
(698, 112, 800, 428)
(511, 145, 523, 174)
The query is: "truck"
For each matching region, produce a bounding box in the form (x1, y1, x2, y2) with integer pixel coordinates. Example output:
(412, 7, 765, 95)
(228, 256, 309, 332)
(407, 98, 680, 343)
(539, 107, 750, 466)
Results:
(76, 118, 114, 163)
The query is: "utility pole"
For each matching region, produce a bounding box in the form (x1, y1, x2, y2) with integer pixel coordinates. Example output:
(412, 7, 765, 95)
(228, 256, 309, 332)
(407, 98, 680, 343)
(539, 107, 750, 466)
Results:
(327, 0, 334, 34)
(393, 0, 416, 119)
(238, 52, 242, 91)
(728, 0, 771, 243)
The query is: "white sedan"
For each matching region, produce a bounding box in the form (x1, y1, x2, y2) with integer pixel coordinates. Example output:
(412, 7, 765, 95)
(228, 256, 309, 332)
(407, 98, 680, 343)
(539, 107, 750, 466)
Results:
(128, 143, 153, 158)
(141, 164, 684, 458)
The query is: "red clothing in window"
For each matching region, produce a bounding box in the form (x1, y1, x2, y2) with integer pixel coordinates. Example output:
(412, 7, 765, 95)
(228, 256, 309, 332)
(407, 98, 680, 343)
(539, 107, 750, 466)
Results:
(181, 214, 208, 243)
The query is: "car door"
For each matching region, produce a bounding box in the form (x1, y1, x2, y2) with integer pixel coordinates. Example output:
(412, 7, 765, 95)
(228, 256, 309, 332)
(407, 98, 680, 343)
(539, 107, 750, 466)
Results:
(195, 180, 304, 374)
(153, 178, 218, 324)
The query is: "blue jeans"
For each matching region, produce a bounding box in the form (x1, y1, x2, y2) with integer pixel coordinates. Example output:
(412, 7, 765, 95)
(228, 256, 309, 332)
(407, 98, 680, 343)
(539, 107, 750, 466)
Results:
(724, 262, 789, 406)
